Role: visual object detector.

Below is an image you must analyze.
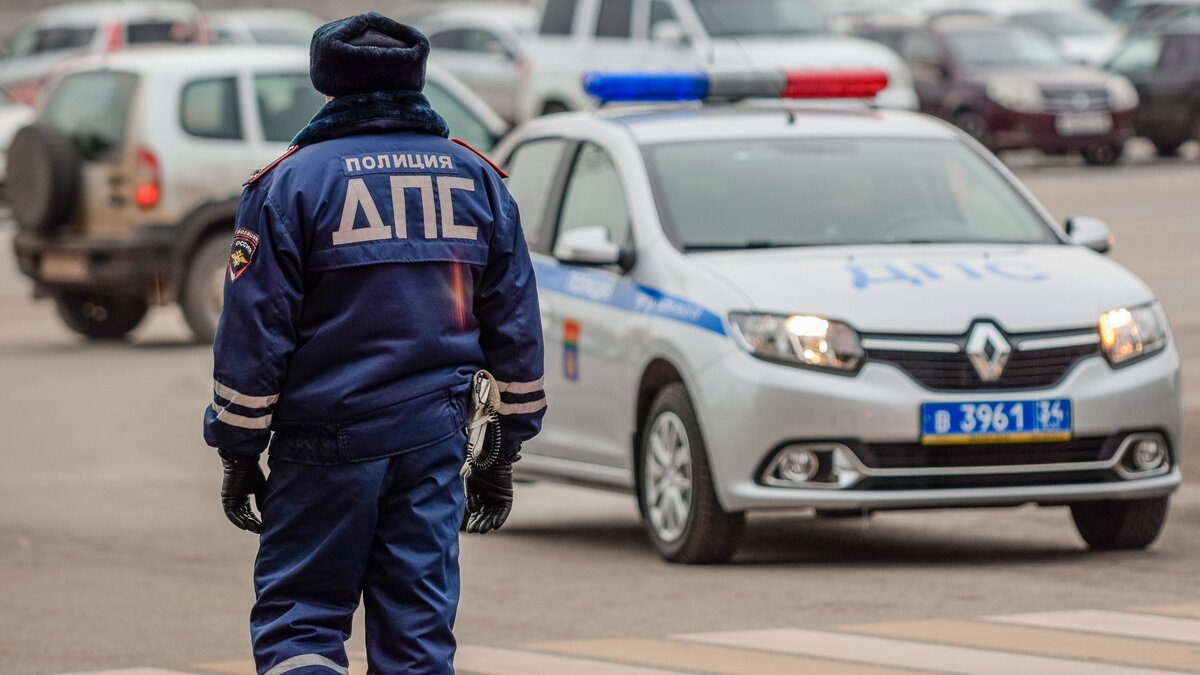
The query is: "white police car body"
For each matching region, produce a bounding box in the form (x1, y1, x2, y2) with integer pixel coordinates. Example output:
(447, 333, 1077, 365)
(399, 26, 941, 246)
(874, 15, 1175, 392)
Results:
(495, 71, 1183, 563)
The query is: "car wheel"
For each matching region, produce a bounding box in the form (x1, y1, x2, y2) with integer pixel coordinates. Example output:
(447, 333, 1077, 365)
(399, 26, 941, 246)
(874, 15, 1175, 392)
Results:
(951, 110, 991, 148)
(1081, 143, 1124, 166)
(7, 124, 81, 233)
(55, 290, 148, 341)
(181, 233, 230, 343)
(1070, 496, 1169, 550)
(638, 383, 744, 564)
(1152, 139, 1183, 157)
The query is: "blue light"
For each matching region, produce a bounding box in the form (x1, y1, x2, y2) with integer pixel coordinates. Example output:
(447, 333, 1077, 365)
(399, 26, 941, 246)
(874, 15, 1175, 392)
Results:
(583, 71, 709, 103)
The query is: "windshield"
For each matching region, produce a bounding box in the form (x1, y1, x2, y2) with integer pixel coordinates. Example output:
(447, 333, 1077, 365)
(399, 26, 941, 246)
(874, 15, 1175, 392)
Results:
(945, 29, 1066, 68)
(692, 0, 830, 38)
(644, 137, 1058, 250)
(1011, 10, 1119, 37)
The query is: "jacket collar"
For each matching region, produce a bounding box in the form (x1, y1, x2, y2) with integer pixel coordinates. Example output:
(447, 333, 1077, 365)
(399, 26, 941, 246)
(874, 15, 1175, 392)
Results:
(291, 89, 450, 148)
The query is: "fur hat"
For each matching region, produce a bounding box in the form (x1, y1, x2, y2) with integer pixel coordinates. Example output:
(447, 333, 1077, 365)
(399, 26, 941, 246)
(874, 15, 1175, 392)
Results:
(310, 13, 430, 97)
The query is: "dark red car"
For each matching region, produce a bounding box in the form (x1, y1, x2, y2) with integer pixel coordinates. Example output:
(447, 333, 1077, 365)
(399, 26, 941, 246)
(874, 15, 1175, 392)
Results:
(861, 16, 1140, 165)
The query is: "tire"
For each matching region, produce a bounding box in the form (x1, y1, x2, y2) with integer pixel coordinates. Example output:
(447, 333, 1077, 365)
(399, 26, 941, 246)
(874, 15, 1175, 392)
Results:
(55, 291, 148, 341)
(1081, 142, 1125, 166)
(1152, 139, 1183, 157)
(951, 110, 991, 149)
(6, 124, 81, 233)
(181, 233, 231, 343)
(1070, 496, 1169, 550)
(638, 383, 744, 564)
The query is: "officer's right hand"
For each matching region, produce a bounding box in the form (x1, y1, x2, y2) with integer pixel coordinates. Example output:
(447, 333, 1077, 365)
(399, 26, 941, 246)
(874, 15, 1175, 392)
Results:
(220, 457, 267, 534)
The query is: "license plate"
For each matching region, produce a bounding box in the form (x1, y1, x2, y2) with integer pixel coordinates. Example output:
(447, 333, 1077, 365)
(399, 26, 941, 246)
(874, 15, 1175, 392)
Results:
(1055, 112, 1112, 137)
(40, 253, 88, 282)
(921, 399, 1072, 445)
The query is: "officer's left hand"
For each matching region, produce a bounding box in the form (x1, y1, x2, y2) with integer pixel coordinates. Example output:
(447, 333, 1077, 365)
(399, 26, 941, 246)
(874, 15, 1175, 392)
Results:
(465, 462, 513, 534)
(221, 457, 267, 533)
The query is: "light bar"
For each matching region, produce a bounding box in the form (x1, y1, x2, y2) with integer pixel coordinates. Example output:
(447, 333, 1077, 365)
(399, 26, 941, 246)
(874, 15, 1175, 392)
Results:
(582, 69, 890, 104)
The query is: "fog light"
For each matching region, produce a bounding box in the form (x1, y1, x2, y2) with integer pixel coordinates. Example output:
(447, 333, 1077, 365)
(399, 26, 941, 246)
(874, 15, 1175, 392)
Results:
(779, 449, 819, 482)
(1133, 438, 1167, 471)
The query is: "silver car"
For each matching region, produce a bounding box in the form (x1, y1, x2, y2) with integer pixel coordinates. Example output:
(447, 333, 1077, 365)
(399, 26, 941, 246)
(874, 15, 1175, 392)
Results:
(495, 71, 1183, 564)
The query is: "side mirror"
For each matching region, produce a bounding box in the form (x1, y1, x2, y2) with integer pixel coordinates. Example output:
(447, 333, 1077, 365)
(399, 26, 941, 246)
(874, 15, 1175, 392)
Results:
(651, 20, 689, 48)
(1066, 216, 1114, 254)
(554, 226, 621, 266)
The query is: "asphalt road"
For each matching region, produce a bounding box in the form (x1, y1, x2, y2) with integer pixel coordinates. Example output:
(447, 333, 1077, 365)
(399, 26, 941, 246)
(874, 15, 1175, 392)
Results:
(1, 147, 1199, 674)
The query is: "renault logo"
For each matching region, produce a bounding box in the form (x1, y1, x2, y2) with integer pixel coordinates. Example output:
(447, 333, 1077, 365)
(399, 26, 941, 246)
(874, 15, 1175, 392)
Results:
(966, 323, 1011, 382)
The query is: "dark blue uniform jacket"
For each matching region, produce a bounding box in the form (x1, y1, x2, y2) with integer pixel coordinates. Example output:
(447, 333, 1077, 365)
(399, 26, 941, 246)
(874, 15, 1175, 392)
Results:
(203, 99, 544, 465)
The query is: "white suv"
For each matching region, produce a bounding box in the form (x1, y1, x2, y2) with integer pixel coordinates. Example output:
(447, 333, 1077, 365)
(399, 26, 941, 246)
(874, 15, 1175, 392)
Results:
(9, 46, 507, 342)
(518, 0, 918, 120)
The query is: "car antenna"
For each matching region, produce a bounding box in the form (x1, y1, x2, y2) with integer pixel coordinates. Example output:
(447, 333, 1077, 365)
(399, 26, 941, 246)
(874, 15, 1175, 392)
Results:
(731, 36, 795, 124)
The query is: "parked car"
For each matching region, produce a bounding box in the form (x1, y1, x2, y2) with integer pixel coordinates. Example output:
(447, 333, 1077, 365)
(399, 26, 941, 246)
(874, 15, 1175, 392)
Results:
(497, 69, 1181, 563)
(517, 0, 918, 121)
(0, 1, 206, 106)
(8, 47, 508, 343)
(0, 88, 34, 188)
(861, 16, 1139, 164)
(1107, 24, 1200, 155)
(206, 9, 324, 47)
(421, 3, 536, 123)
(1111, 0, 1200, 31)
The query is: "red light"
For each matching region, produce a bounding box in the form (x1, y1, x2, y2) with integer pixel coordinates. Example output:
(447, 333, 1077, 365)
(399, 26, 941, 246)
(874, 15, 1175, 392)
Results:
(134, 149, 160, 209)
(782, 70, 889, 100)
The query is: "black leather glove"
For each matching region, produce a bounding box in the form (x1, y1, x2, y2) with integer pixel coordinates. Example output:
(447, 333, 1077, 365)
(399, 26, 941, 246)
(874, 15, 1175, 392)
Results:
(221, 457, 266, 534)
(465, 462, 513, 534)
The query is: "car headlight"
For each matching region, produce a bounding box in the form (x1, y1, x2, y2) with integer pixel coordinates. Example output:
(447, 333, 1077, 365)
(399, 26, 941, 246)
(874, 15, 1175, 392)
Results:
(1098, 303, 1168, 367)
(1106, 75, 1139, 111)
(729, 313, 864, 373)
(986, 77, 1044, 112)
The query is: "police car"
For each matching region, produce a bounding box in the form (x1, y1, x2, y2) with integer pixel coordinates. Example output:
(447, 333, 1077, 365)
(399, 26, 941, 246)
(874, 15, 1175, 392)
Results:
(495, 70, 1183, 564)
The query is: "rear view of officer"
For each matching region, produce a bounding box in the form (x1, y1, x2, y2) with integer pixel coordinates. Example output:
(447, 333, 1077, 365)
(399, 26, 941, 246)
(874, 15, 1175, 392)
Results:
(202, 13, 545, 674)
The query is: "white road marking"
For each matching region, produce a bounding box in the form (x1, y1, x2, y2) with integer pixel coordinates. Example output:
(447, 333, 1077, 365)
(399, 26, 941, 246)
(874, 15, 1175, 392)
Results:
(53, 670, 200, 675)
(678, 628, 1170, 675)
(986, 610, 1200, 645)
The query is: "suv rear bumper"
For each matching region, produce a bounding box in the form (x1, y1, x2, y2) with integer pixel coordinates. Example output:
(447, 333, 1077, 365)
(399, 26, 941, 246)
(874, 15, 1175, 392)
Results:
(13, 225, 178, 296)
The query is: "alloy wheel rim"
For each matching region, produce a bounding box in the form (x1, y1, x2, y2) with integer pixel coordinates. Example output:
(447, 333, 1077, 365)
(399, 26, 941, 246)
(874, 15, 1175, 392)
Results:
(645, 411, 693, 543)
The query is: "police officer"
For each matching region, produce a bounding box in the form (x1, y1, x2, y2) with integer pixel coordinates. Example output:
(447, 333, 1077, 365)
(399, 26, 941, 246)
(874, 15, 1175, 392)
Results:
(203, 13, 545, 674)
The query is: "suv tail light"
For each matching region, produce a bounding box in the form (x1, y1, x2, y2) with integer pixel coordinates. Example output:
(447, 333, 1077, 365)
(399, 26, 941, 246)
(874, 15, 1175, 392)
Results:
(7, 77, 44, 106)
(104, 21, 124, 52)
(134, 148, 161, 209)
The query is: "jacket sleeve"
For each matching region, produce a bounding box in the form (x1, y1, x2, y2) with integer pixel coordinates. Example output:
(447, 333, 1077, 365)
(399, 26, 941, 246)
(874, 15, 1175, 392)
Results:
(203, 187, 304, 460)
(475, 192, 546, 463)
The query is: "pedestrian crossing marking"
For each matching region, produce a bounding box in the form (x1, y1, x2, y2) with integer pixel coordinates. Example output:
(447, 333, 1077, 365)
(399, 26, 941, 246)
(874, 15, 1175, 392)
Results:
(842, 618, 1200, 672)
(986, 610, 1200, 645)
(530, 637, 921, 675)
(456, 645, 685, 674)
(1136, 605, 1200, 620)
(676, 628, 1168, 675)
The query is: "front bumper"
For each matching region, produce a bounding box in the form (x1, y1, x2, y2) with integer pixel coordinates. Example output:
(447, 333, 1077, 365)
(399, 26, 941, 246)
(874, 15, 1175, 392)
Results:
(985, 105, 1136, 152)
(13, 224, 177, 296)
(693, 345, 1183, 512)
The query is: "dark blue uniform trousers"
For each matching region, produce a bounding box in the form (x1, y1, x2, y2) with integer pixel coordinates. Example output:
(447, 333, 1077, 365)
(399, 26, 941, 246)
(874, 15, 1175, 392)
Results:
(250, 434, 464, 674)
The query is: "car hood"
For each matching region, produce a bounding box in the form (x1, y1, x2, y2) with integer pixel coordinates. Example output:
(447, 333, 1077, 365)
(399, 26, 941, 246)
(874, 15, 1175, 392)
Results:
(962, 64, 1114, 88)
(691, 244, 1155, 334)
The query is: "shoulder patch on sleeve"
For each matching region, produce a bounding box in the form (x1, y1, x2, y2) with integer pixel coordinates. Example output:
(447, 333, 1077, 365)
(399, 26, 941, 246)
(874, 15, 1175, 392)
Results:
(452, 138, 508, 179)
(245, 145, 300, 187)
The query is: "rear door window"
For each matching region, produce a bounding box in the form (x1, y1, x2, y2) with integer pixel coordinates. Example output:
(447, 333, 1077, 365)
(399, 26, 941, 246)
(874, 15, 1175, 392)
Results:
(126, 20, 199, 45)
(10, 26, 98, 56)
(596, 0, 634, 38)
(42, 71, 136, 161)
(541, 0, 578, 35)
(254, 73, 324, 143)
(503, 138, 571, 249)
(181, 77, 242, 140)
